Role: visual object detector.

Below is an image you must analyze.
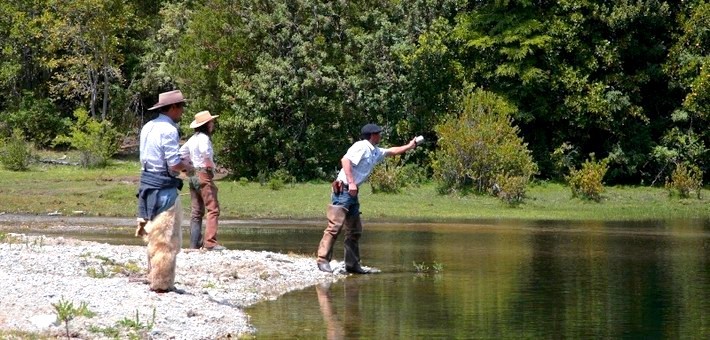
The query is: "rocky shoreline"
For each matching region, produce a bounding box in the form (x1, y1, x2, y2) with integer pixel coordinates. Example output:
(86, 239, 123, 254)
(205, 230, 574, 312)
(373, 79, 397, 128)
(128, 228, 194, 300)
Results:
(0, 233, 343, 339)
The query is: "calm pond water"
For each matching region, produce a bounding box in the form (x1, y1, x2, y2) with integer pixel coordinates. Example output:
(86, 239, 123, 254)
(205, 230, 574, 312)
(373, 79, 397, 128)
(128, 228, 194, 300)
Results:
(14, 217, 709, 338)
(243, 219, 709, 339)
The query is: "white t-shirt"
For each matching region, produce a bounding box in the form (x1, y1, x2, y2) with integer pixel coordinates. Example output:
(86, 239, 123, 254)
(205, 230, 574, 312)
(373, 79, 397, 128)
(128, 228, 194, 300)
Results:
(336, 140, 387, 186)
(179, 132, 214, 168)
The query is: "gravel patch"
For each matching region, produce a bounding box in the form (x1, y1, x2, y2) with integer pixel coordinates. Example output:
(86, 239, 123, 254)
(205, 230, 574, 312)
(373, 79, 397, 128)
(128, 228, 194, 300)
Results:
(0, 233, 344, 339)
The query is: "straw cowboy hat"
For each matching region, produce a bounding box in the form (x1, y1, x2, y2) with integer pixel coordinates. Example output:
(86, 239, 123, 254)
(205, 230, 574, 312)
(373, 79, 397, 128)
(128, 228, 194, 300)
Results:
(189, 111, 219, 129)
(148, 90, 186, 110)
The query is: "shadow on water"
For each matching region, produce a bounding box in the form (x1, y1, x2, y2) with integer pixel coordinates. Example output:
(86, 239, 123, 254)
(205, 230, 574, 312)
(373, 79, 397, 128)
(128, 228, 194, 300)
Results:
(1, 215, 708, 338)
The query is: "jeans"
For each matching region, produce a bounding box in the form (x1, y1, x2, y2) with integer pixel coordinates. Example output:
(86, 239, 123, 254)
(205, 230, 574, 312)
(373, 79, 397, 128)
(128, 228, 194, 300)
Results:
(154, 187, 178, 216)
(331, 190, 360, 217)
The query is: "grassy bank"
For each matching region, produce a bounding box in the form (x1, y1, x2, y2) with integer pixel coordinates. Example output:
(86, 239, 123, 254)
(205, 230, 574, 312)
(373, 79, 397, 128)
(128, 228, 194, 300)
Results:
(0, 154, 708, 222)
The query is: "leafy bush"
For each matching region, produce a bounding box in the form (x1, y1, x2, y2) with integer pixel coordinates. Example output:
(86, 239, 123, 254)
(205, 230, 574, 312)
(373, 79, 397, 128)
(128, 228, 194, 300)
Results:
(650, 127, 707, 183)
(52, 297, 96, 339)
(431, 89, 538, 195)
(0, 129, 34, 171)
(665, 163, 703, 199)
(54, 109, 122, 168)
(566, 155, 609, 201)
(494, 173, 528, 206)
(370, 156, 406, 193)
(369, 156, 427, 194)
(267, 168, 295, 190)
(0, 92, 69, 147)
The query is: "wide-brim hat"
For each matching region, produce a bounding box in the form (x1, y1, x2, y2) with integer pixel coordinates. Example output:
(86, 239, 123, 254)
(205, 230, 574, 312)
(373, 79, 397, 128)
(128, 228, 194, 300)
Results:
(190, 110, 219, 129)
(148, 90, 186, 110)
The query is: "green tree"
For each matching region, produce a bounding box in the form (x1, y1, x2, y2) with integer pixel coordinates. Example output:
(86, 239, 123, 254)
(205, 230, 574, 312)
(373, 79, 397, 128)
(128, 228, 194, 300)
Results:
(0, 1, 54, 109)
(42, 0, 138, 121)
(664, 1, 709, 180)
(449, 0, 681, 183)
(166, 0, 458, 179)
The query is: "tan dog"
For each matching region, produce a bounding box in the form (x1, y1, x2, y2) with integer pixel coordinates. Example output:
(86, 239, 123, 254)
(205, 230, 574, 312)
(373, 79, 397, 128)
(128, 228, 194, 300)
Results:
(141, 199, 182, 292)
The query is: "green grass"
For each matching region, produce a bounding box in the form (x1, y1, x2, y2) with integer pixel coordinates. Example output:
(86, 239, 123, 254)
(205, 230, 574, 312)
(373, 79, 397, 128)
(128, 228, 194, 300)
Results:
(0, 152, 708, 222)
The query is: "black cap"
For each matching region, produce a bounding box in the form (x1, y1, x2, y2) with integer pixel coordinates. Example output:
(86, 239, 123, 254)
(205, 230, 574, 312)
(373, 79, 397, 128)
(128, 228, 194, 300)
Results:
(361, 123, 382, 135)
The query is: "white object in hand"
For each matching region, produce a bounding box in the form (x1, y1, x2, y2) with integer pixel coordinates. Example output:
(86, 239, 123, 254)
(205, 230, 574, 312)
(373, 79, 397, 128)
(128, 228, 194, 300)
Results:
(414, 135, 424, 144)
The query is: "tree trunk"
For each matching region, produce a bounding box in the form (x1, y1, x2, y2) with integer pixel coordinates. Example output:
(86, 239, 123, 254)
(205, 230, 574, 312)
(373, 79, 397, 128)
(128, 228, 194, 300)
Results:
(102, 65, 109, 121)
(101, 36, 109, 122)
(89, 68, 98, 118)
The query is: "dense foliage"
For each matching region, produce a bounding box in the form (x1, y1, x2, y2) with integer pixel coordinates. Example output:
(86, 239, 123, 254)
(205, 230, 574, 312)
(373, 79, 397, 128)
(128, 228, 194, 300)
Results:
(0, 0, 707, 184)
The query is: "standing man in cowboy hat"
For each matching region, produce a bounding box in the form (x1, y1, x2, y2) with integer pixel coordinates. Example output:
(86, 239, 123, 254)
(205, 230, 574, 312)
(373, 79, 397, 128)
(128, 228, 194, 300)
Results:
(136, 89, 194, 293)
(316, 123, 420, 273)
(179, 110, 225, 251)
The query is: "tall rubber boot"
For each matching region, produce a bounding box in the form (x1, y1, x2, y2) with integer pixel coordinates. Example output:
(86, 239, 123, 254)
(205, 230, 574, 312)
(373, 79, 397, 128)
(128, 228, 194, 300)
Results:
(344, 213, 369, 274)
(316, 205, 348, 272)
(189, 219, 203, 249)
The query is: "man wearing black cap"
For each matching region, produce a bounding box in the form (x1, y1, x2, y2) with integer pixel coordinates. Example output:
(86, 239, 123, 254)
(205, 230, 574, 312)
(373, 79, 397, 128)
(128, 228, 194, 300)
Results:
(316, 123, 419, 273)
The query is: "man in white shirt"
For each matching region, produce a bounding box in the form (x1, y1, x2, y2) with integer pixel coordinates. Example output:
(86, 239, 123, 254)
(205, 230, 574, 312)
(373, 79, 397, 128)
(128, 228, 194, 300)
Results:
(136, 89, 194, 293)
(317, 123, 419, 273)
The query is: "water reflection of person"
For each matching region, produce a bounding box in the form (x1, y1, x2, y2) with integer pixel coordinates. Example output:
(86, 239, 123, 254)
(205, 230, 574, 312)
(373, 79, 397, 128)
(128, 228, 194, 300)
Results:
(316, 280, 362, 339)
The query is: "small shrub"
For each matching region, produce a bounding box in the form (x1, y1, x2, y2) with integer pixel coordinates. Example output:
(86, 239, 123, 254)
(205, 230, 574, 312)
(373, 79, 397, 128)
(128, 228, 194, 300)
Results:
(413, 261, 444, 273)
(413, 261, 429, 273)
(238, 177, 249, 186)
(370, 156, 426, 194)
(117, 308, 156, 331)
(0, 129, 34, 171)
(267, 169, 295, 190)
(494, 173, 528, 206)
(90, 308, 156, 339)
(665, 163, 703, 199)
(85, 255, 141, 278)
(0, 233, 22, 243)
(54, 108, 122, 168)
(52, 297, 96, 339)
(86, 266, 109, 279)
(566, 155, 609, 202)
(370, 156, 405, 193)
(268, 178, 285, 190)
(88, 325, 121, 338)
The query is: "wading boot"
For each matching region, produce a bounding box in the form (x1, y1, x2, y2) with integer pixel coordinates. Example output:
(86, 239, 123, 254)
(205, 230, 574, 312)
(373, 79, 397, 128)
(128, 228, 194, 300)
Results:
(316, 205, 348, 272)
(344, 213, 370, 274)
(189, 219, 203, 249)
